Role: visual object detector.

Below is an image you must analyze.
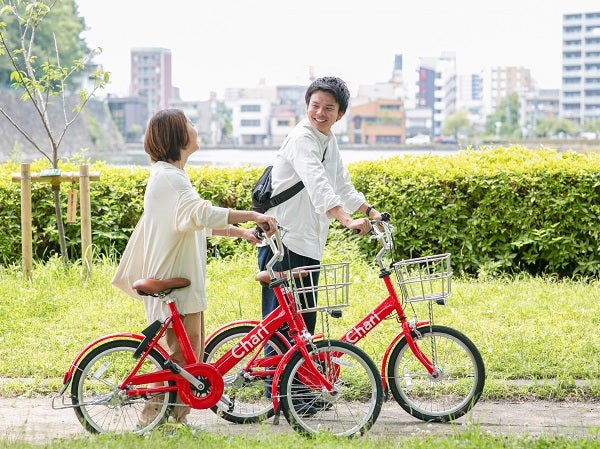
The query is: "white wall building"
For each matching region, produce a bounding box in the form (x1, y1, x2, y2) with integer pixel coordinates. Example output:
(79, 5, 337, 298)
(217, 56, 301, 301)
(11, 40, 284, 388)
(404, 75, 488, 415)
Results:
(228, 98, 272, 146)
(560, 11, 600, 125)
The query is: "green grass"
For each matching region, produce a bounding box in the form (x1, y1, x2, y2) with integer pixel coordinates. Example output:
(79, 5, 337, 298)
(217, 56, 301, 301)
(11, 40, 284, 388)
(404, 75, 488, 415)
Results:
(0, 253, 599, 400)
(0, 253, 599, 447)
(1, 426, 599, 449)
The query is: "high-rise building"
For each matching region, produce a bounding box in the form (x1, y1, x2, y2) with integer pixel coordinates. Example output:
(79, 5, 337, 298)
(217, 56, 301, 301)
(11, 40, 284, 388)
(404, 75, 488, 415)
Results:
(560, 11, 600, 125)
(482, 66, 535, 119)
(456, 72, 485, 130)
(415, 52, 456, 137)
(130, 47, 173, 114)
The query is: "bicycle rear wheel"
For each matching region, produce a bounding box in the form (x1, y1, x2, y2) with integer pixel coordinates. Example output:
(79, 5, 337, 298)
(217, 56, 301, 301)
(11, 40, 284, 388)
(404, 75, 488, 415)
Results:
(70, 339, 175, 434)
(279, 339, 383, 437)
(387, 324, 485, 422)
(203, 325, 288, 423)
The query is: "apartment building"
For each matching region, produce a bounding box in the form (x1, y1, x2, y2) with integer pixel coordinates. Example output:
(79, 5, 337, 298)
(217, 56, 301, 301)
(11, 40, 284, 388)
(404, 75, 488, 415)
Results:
(415, 52, 457, 138)
(560, 11, 600, 125)
(456, 72, 485, 131)
(170, 92, 224, 145)
(130, 47, 173, 114)
(482, 66, 536, 120)
(348, 99, 405, 144)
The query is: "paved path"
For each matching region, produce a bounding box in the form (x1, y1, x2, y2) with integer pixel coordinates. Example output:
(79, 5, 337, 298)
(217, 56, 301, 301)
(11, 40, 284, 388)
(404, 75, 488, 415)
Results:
(1, 397, 599, 443)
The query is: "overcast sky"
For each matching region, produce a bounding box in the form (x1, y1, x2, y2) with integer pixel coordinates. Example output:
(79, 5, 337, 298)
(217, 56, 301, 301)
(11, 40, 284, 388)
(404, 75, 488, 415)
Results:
(75, 0, 600, 101)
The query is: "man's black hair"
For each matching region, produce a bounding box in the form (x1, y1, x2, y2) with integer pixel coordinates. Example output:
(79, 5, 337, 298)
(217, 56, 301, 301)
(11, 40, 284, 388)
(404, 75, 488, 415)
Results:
(304, 76, 350, 114)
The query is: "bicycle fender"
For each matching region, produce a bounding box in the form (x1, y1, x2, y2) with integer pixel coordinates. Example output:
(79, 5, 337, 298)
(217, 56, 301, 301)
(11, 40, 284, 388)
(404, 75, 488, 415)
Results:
(269, 345, 302, 410)
(205, 320, 260, 344)
(381, 333, 405, 391)
(205, 320, 292, 351)
(60, 333, 169, 385)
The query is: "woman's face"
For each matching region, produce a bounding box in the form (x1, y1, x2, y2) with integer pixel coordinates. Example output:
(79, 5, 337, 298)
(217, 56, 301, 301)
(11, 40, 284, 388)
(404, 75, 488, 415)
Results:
(306, 90, 343, 136)
(182, 119, 199, 156)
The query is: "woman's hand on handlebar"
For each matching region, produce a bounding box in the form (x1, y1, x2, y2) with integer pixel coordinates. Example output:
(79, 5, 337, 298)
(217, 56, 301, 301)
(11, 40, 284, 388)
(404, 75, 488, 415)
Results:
(254, 214, 278, 237)
(240, 227, 264, 244)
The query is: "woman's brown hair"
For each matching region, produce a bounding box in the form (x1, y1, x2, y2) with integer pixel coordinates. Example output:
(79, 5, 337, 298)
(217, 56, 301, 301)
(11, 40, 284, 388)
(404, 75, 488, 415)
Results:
(144, 108, 190, 162)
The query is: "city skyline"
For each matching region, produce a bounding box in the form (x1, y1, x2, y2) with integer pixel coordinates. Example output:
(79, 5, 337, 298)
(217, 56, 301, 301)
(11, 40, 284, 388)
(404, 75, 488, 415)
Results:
(76, 1, 600, 101)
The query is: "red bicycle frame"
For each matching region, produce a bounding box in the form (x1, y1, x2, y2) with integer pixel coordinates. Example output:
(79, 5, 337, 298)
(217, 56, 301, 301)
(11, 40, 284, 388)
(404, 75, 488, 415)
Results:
(59, 229, 336, 412)
(207, 220, 438, 392)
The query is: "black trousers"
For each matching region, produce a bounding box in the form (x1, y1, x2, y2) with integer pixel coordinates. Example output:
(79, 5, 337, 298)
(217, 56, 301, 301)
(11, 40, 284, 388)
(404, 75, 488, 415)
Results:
(257, 244, 320, 335)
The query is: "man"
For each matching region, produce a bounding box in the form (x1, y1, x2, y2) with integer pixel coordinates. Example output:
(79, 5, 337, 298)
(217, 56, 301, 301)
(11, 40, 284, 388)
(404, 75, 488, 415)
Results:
(259, 76, 382, 336)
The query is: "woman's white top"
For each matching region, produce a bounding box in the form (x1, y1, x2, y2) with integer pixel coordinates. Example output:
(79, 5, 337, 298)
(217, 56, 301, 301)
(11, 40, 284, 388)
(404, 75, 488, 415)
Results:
(112, 161, 229, 322)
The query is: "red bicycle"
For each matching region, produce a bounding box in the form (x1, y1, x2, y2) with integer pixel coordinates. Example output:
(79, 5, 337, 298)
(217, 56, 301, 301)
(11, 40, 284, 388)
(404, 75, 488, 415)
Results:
(205, 215, 485, 424)
(52, 226, 383, 437)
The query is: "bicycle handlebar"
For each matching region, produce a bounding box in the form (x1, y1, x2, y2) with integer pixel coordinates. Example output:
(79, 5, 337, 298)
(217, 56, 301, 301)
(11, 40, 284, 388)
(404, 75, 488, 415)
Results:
(255, 225, 285, 279)
(368, 213, 395, 269)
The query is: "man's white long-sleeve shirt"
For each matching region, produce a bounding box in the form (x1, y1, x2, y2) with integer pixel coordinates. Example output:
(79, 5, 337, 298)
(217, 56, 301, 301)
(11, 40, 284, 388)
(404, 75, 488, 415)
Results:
(268, 118, 366, 260)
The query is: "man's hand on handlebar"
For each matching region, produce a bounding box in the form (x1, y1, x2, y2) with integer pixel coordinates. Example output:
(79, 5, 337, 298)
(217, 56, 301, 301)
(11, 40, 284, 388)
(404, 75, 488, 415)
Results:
(347, 218, 372, 236)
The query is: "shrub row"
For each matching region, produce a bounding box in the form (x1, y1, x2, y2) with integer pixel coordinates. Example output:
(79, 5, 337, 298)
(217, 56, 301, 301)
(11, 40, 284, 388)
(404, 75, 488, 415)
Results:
(0, 146, 598, 277)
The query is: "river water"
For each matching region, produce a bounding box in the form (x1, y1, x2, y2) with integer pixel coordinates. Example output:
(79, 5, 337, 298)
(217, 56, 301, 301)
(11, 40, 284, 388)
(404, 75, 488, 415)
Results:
(92, 145, 458, 168)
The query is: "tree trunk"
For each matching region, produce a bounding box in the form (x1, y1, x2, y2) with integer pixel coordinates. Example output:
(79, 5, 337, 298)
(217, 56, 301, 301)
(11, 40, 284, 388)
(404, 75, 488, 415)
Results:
(51, 185, 69, 263)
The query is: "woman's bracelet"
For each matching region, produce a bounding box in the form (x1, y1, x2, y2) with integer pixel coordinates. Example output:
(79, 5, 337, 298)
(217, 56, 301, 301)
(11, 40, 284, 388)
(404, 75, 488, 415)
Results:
(365, 205, 374, 217)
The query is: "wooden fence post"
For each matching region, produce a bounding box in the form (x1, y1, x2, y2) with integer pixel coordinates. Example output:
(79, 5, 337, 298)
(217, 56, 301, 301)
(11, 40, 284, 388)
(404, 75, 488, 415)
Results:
(20, 163, 33, 280)
(11, 165, 100, 279)
(79, 165, 92, 278)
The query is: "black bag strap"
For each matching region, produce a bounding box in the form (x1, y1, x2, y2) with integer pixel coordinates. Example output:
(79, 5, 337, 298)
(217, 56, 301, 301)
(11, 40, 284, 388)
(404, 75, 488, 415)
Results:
(268, 146, 327, 208)
(268, 180, 304, 207)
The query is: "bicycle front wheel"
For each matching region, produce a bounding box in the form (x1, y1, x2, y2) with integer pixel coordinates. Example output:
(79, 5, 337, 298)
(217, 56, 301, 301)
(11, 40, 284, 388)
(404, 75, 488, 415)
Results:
(203, 324, 288, 423)
(387, 324, 485, 422)
(279, 339, 383, 437)
(70, 339, 176, 434)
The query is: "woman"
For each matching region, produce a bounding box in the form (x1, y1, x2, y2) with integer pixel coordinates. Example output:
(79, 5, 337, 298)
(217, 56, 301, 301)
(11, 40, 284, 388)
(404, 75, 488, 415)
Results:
(112, 108, 277, 426)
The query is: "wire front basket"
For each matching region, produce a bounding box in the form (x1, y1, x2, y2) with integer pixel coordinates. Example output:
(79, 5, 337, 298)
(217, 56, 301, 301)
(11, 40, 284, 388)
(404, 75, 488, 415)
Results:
(393, 253, 452, 305)
(287, 262, 350, 313)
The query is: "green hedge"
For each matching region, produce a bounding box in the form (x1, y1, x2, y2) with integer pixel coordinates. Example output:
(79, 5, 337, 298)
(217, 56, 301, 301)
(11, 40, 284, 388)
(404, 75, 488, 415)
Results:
(348, 147, 600, 277)
(0, 146, 598, 277)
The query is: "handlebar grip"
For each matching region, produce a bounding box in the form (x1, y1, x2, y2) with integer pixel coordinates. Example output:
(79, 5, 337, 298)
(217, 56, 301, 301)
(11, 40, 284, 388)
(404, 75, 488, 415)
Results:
(254, 225, 265, 239)
(256, 223, 270, 234)
(381, 212, 391, 222)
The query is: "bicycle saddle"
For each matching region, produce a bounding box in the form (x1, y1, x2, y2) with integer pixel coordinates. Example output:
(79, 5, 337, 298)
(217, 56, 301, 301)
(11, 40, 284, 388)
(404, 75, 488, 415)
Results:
(132, 277, 191, 296)
(255, 269, 309, 286)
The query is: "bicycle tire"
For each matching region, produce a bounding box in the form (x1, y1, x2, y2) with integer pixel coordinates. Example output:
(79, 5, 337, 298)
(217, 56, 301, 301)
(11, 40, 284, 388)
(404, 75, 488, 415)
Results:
(279, 339, 383, 437)
(203, 325, 288, 423)
(387, 324, 485, 422)
(70, 339, 176, 434)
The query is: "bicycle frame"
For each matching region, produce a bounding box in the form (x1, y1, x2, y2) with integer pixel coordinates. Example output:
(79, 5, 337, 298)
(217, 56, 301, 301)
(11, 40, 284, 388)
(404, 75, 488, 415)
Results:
(207, 220, 438, 392)
(338, 266, 436, 390)
(57, 227, 336, 412)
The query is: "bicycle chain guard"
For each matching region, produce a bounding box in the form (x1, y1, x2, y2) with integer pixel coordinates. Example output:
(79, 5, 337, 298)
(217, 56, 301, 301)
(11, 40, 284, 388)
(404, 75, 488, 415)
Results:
(176, 363, 224, 409)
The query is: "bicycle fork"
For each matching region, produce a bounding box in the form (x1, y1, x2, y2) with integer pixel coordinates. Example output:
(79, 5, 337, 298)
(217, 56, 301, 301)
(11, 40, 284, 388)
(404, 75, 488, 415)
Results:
(270, 334, 338, 411)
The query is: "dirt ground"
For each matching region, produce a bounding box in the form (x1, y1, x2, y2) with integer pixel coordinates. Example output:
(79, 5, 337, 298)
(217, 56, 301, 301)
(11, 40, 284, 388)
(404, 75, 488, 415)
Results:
(1, 397, 599, 443)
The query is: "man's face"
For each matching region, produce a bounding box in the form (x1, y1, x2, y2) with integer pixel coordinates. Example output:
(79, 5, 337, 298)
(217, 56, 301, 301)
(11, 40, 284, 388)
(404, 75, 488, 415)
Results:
(307, 90, 343, 136)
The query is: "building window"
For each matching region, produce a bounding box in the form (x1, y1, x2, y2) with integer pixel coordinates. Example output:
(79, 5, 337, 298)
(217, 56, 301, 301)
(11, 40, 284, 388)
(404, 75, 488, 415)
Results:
(379, 104, 400, 111)
(241, 104, 261, 112)
(375, 136, 401, 144)
(241, 119, 261, 127)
